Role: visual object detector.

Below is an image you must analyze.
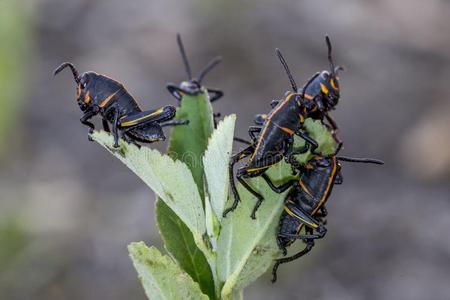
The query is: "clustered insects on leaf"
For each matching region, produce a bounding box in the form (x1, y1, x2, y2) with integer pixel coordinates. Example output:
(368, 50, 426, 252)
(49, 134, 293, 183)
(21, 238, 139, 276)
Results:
(54, 34, 384, 284)
(224, 36, 344, 219)
(226, 36, 384, 281)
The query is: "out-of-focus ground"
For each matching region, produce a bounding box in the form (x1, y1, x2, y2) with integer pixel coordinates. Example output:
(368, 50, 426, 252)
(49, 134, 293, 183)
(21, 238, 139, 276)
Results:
(0, 0, 449, 299)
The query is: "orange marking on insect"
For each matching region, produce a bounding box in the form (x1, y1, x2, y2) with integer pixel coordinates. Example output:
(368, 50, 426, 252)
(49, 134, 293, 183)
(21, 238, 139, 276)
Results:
(270, 115, 295, 135)
(299, 114, 305, 123)
(76, 85, 81, 99)
(249, 93, 296, 162)
(284, 206, 297, 218)
(281, 127, 294, 135)
(84, 90, 91, 104)
(120, 108, 165, 127)
(284, 204, 318, 228)
(99, 90, 120, 108)
(269, 93, 295, 118)
(320, 83, 329, 94)
(246, 164, 272, 173)
(272, 122, 294, 135)
(330, 78, 339, 90)
(311, 156, 338, 215)
(304, 93, 314, 100)
(249, 122, 270, 162)
(299, 180, 313, 197)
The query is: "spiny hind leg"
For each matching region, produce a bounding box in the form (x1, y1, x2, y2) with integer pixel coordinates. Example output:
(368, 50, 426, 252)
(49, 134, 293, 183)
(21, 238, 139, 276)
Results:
(121, 133, 141, 148)
(223, 145, 255, 217)
(261, 173, 297, 194)
(159, 119, 189, 127)
(278, 224, 327, 241)
(236, 169, 266, 219)
(248, 126, 262, 141)
(272, 230, 316, 283)
(102, 118, 111, 133)
(125, 124, 166, 144)
(314, 206, 328, 225)
(334, 169, 343, 184)
(325, 113, 343, 152)
(119, 106, 176, 127)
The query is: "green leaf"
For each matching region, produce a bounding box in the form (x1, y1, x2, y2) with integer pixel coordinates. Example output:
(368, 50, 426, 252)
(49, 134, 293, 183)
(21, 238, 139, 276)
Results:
(293, 118, 337, 163)
(167, 92, 215, 201)
(160, 91, 218, 294)
(91, 131, 206, 247)
(156, 199, 216, 299)
(217, 160, 293, 297)
(203, 115, 236, 223)
(204, 189, 220, 245)
(128, 242, 209, 300)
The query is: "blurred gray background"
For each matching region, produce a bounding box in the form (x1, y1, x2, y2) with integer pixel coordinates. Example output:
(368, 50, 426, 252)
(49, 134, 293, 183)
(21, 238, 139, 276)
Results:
(0, 0, 449, 299)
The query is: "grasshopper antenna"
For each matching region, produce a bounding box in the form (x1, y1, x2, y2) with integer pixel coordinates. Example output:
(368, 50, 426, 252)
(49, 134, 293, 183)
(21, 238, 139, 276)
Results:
(276, 48, 298, 93)
(325, 35, 344, 76)
(198, 56, 222, 84)
(53, 62, 80, 85)
(337, 156, 384, 165)
(176, 33, 192, 80)
(325, 35, 335, 76)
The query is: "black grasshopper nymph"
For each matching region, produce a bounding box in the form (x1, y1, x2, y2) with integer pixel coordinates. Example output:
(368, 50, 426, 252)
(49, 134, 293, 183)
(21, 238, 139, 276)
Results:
(166, 34, 223, 127)
(224, 47, 323, 219)
(54, 62, 188, 148)
(269, 155, 383, 282)
(268, 36, 344, 148)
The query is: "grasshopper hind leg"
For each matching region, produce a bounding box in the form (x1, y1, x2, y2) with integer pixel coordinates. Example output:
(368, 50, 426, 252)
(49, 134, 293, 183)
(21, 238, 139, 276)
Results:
(125, 124, 166, 144)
